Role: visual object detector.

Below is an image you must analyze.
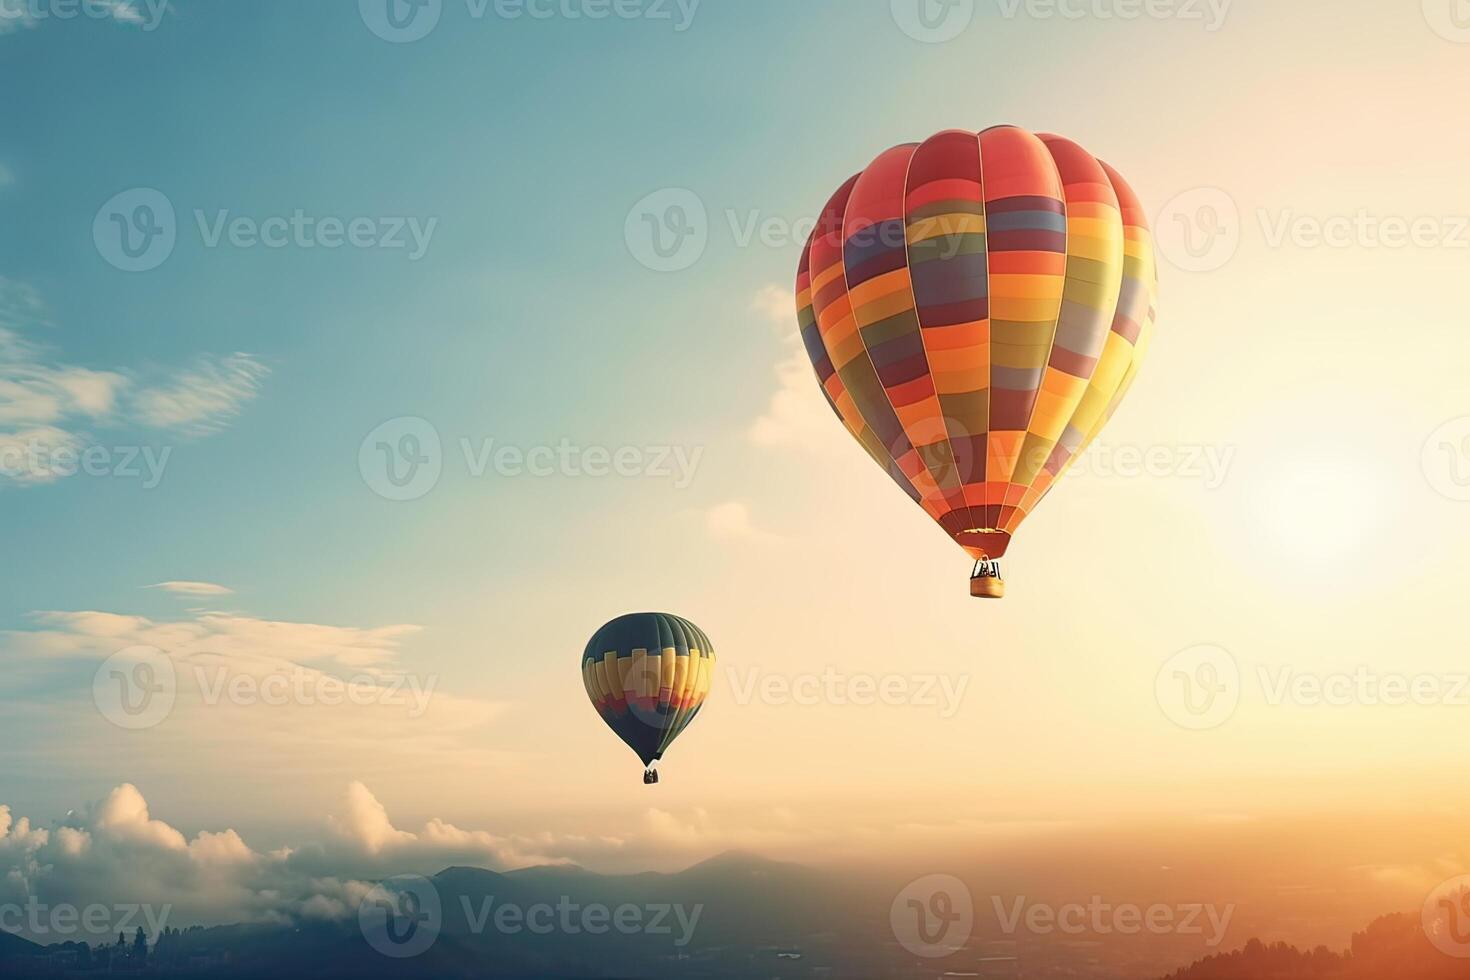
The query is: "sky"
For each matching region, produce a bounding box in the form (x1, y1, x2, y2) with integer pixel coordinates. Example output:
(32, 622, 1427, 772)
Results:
(2, 0, 1470, 950)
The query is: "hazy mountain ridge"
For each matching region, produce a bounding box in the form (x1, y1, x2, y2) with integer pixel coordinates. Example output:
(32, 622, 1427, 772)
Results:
(0, 851, 877, 979)
(1159, 912, 1470, 979)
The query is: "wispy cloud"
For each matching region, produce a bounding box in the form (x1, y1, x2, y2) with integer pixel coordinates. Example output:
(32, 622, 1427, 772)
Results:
(0, 278, 270, 484)
(1, 602, 512, 795)
(704, 500, 778, 542)
(130, 352, 269, 436)
(746, 285, 841, 452)
(145, 580, 235, 597)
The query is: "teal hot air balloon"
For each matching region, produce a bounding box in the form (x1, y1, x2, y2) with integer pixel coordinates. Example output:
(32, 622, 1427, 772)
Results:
(580, 613, 716, 784)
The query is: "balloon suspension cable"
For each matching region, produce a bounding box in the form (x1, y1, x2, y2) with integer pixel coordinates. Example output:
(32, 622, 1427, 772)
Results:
(969, 559, 1005, 599)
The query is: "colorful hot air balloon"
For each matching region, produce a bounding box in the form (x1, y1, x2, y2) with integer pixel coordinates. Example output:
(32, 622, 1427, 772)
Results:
(581, 612, 715, 783)
(794, 125, 1158, 598)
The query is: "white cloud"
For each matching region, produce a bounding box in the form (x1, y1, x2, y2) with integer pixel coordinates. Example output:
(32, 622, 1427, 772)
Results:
(704, 500, 778, 542)
(0, 603, 514, 802)
(145, 581, 235, 597)
(750, 283, 792, 329)
(746, 285, 844, 452)
(747, 346, 840, 450)
(20, 607, 423, 672)
(0, 279, 270, 485)
(0, 781, 578, 940)
(130, 352, 269, 435)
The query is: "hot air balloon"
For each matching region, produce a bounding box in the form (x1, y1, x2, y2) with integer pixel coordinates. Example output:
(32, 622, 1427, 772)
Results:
(794, 126, 1158, 598)
(581, 612, 715, 784)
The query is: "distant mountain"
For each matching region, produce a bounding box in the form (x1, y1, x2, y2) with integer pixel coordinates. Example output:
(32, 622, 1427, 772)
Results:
(0, 930, 42, 957)
(1159, 912, 1470, 979)
(0, 851, 890, 979)
(429, 848, 866, 976)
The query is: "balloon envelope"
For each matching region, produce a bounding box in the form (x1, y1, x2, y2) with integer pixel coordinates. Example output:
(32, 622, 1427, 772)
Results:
(795, 125, 1157, 571)
(581, 612, 715, 768)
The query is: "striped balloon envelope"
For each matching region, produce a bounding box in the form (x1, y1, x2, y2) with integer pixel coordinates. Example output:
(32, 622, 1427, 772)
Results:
(581, 613, 715, 782)
(794, 126, 1158, 598)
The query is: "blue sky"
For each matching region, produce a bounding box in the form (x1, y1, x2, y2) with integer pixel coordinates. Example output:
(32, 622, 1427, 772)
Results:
(3, 0, 1470, 935)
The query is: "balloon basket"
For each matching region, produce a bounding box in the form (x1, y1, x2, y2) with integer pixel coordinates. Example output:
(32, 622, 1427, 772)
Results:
(642, 768, 660, 785)
(970, 561, 1005, 599)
